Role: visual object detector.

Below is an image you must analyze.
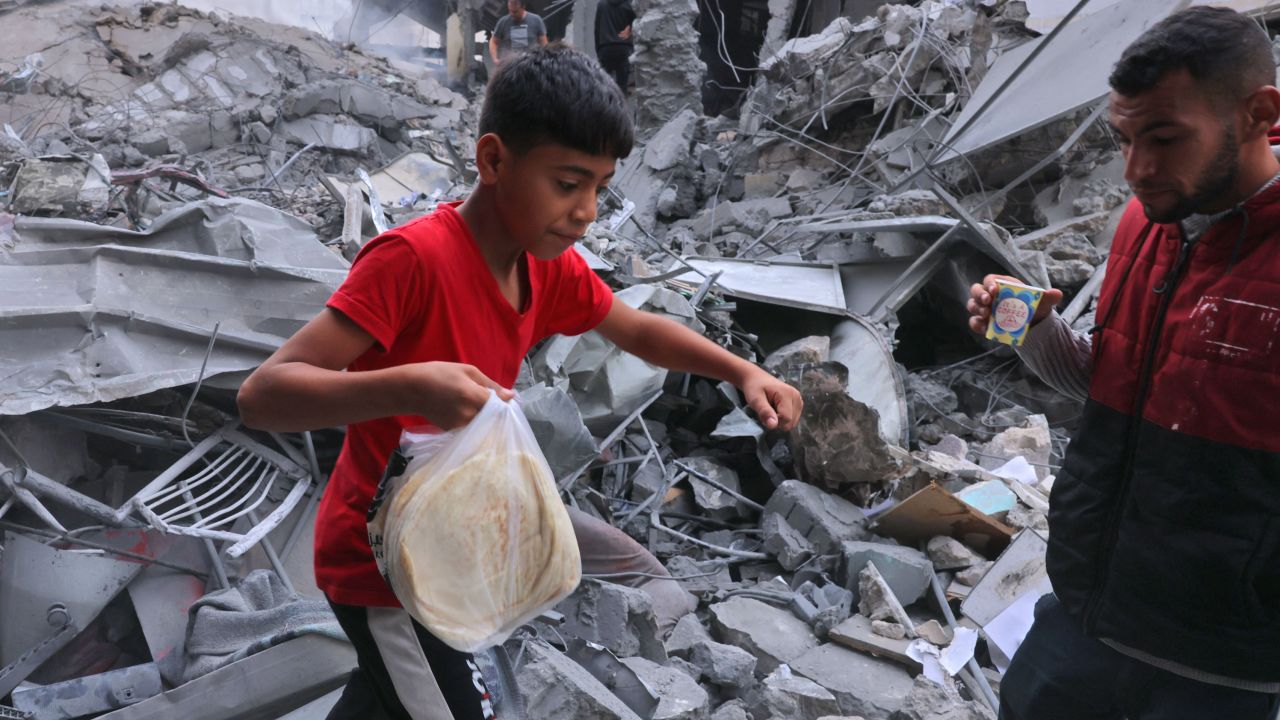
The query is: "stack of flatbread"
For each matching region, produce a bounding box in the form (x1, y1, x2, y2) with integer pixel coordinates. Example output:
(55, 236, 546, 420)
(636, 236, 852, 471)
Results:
(383, 447, 581, 652)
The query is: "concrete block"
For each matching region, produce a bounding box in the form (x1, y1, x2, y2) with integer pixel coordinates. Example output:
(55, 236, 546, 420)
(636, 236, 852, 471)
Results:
(517, 642, 643, 719)
(790, 644, 915, 719)
(666, 656, 704, 683)
(666, 613, 713, 659)
(762, 514, 816, 571)
(710, 700, 751, 720)
(840, 541, 933, 606)
(281, 116, 375, 153)
(976, 415, 1052, 482)
(926, 537, 985, 572)
(872, 620, 907, 640)
(620, 657, 711, 720)
(858, 563, 916, 634)
(890, 675, 995, 720)
(644, 108, 699, 172)
(915, 620, 952, 646)
(743, 172, 785, 199)
(828, 614, 919, 672)
(557, 579, 667, 663)
(764, 335, 831, 373)
(709, 597, 819, 676)
(763, 480, 870, 557)
(955, 561, 991, 587)
(690, 640, 756, 690)
(680, 457, 749, 518)
(751, 670, 842, 720)
(787, 167, 825, 192)
(281, 80, 343, 118)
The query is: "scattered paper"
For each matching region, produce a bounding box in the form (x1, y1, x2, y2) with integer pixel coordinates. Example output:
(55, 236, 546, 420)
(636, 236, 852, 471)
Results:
(992, 455, 1039, 485)
(983, 581, 1052, 673)
(907, 639, 946, 685)
(940, 627, 979, 677)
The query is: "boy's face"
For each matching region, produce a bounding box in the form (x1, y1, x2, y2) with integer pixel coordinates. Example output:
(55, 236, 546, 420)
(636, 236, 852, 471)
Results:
(492, 142, 616, 260)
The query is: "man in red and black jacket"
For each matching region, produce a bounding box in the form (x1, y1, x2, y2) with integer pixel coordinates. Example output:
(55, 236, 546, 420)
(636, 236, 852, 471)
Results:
(967, 7, 1280, 719)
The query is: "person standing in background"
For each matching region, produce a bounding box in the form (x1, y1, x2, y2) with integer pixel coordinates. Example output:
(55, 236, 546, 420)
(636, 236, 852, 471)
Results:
(489, 0, 547, 65)
(595, 0, 635, 93)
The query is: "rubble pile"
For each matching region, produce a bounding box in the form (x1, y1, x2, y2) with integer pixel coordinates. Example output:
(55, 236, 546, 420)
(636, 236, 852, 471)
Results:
(3, 0, 1249, 718)
(0, 1, 473, 233)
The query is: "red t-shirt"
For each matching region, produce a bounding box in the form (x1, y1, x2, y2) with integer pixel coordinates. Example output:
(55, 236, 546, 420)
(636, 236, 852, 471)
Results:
(316, 202, 614, 606)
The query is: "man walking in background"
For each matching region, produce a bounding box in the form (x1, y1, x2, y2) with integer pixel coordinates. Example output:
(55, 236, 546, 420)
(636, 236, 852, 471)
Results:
(595, 0, 635, 93)
(489, 0, 547, 65)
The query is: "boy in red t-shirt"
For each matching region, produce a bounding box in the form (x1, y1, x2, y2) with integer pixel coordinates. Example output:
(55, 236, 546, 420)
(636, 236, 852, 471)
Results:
(238, 45, 801, 719)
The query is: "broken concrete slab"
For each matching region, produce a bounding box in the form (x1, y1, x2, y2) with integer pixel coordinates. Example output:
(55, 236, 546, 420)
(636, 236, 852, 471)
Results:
(518, 642, 644, 720)
(666, 613, 714, 659)
(764, 335, 831, 374)
(709, 597, 819, 676)
(888, 675, 996, 720)
(556, 579, 667, 663)
(975, 415, 1052, 482)
(858, 563, 917, 636)
(790, 643, 916, 720)
(680, 457, 750, 519)
(926, 537, 985, 572)
(750, 669, 843, 720)
(710, 700, 752, 720)
(828, 614, 921, 673)
(281, 116, 377, 154)
(840, 541, 933, 607)
(689, 639, 757, 691)
(630, 0, 706, 130)
(763, 480, 871, 557)
(683, 197, 794, 238)
(619, 656, 712, 720)
(762, 513, 817, 571)
(915, 620, 953, 647)
(644, 109, 700, 173)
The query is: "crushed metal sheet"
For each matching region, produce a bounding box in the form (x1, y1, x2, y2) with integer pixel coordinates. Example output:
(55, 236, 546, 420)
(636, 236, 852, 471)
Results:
(670, 257, 849, 315)
(1023, 0, 1280, 33)
(0, 198, 347, 416)
(0, 531, 146, 695)
(95, 635, 355, 720)
(11, 662, 162, 718)
(830, 318, 910, 448)
(936, 0, 1189, 162)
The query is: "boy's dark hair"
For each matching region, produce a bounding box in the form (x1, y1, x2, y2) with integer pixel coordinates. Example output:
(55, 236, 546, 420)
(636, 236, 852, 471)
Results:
(478, 43, 634, 159)
(1110, 6, 1274, 108)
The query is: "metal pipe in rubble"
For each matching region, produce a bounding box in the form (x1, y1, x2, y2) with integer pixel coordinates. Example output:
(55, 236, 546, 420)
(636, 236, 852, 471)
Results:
(928, 570, 1000, 711)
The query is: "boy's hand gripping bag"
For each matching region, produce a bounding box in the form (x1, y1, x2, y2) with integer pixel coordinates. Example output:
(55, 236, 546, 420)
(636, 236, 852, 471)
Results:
(366, 392, 581, 653)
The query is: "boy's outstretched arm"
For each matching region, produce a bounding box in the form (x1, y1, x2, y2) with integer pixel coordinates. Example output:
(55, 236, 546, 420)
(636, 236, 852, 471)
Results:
(237, 308, 511, 433)
(595, 302, 803, 430)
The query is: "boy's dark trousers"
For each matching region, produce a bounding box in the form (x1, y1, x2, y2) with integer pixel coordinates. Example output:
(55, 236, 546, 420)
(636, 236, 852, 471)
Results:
(596, 45, 631, 94)
(1000, 594, 1280, 720)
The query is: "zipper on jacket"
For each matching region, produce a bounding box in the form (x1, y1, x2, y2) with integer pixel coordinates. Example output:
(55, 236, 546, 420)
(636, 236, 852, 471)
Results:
(1082, 232, 1197, 634)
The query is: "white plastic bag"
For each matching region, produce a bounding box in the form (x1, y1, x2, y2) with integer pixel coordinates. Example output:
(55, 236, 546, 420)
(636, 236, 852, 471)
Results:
(367, 392, 581, 653)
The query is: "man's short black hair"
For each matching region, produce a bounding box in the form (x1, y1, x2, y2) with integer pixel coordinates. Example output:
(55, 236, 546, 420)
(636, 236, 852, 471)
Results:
(1110, 6, 1275, 107)
(508, 0, 525, 7)
(478, 43, 634, 158)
